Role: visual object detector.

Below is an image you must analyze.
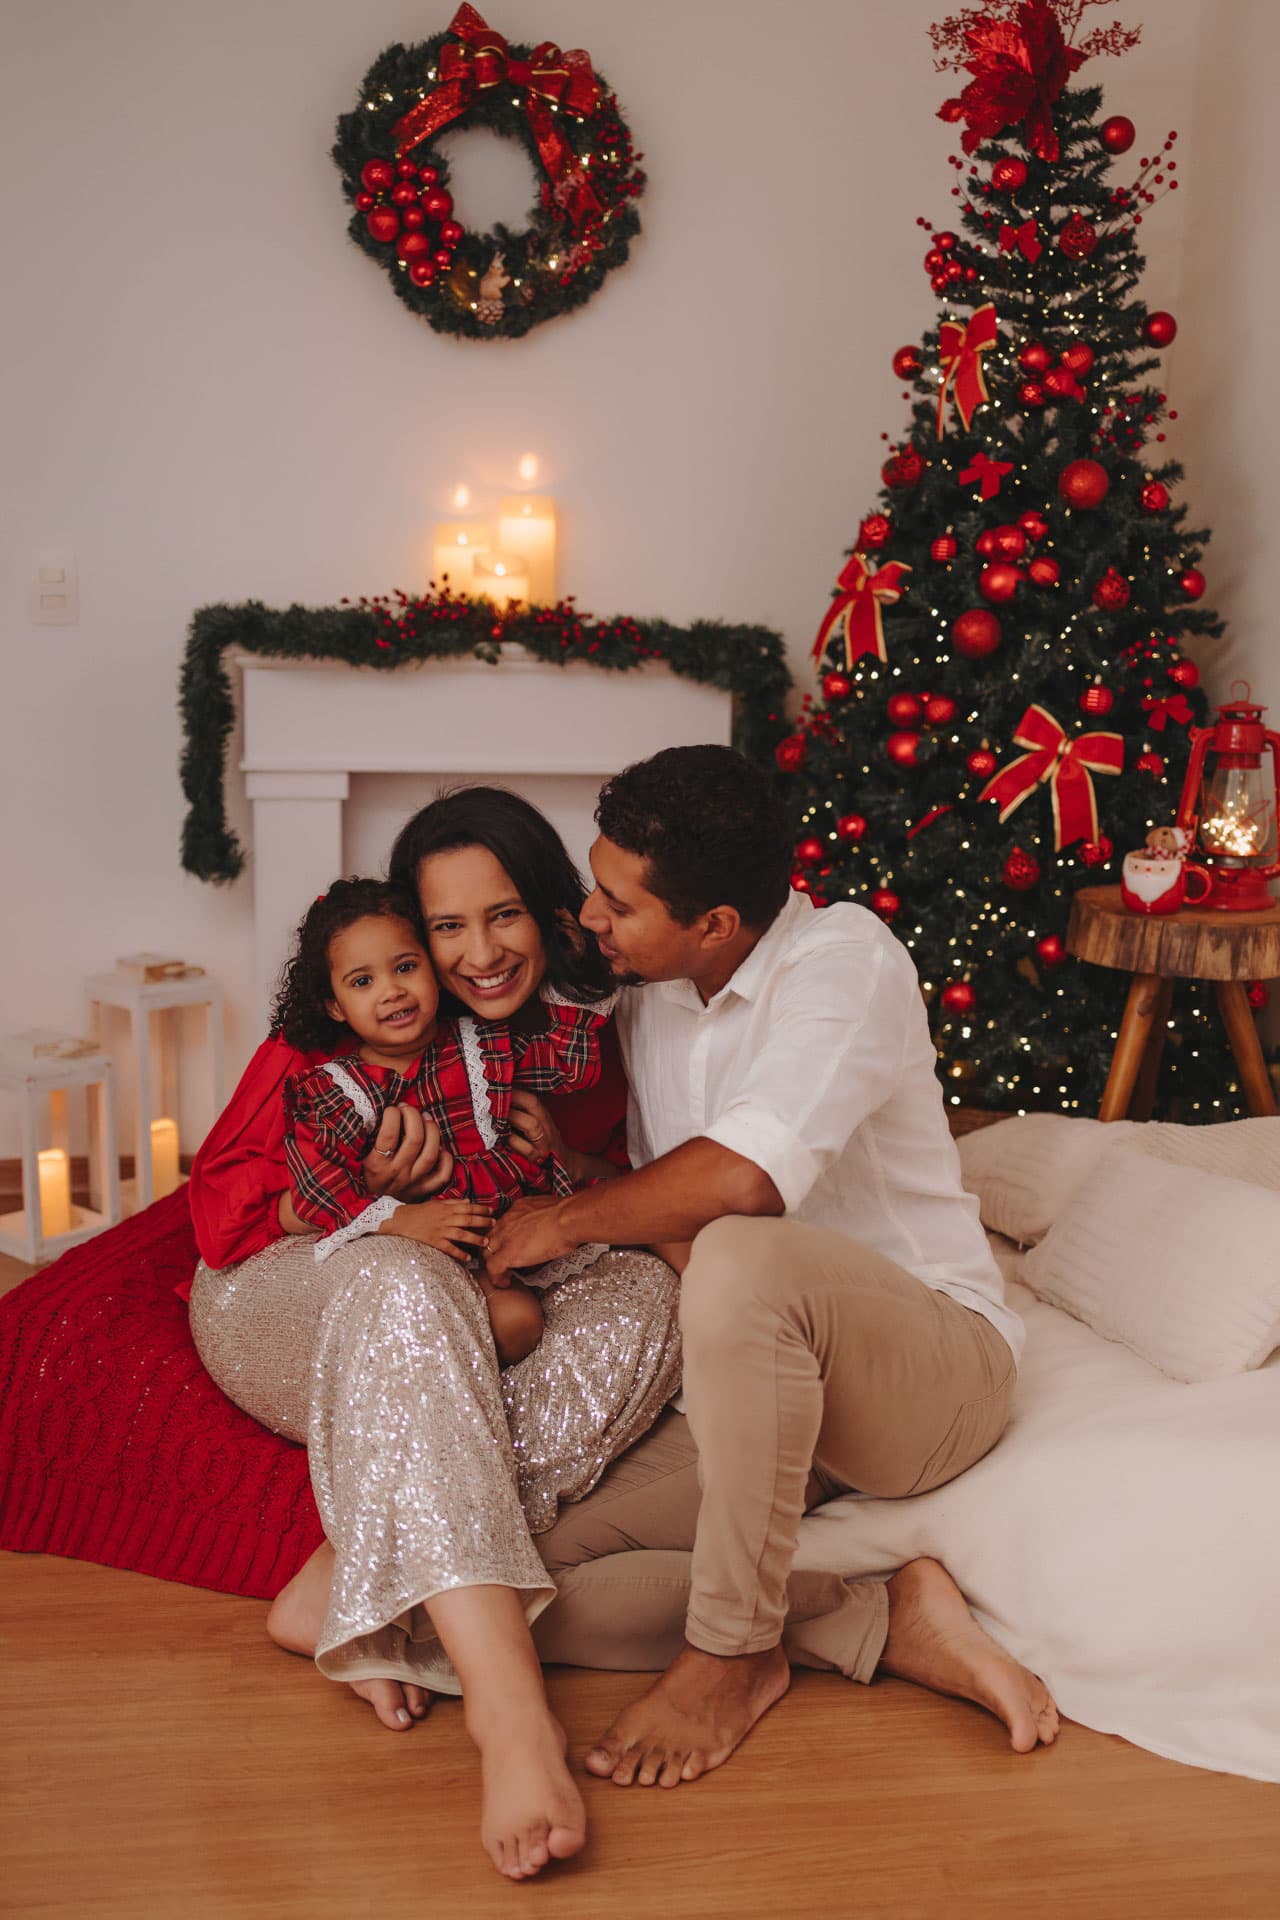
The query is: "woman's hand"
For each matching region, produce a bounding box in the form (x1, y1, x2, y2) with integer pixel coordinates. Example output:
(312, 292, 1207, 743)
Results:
(382, 1198, 494, 1260)
(508, 1091, 567, 1167)
(363, 1106, 455, 1200)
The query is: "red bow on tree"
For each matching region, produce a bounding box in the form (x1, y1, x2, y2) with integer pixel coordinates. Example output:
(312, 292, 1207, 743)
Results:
(937, 0, 1085, 163)
(958, 449, 1014, 499)
(1142, 691, 1195, 732)
(811, 555, 911, 672)
(999, 218, 1042, 261)
(979, 702, 1124, 848)
(393, 4, 602, 227)
(937, 304, 999, 434)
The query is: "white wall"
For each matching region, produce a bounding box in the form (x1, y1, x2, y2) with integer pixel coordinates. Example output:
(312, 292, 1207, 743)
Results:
(2, 0, 1275, 1149)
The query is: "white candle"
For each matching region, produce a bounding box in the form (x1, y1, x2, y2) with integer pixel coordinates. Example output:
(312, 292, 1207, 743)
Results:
(151, 1116, 181, 1200)
(431, 521, 494, 595)
(496, 494, 558, 604)
(472, 552, 531, 609)
(37, 1147, 71, 1238)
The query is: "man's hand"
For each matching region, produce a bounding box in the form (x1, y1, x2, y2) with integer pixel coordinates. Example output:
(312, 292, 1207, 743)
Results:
(484, 1195, 578, 1286)
(363, 1105, 455, 1200)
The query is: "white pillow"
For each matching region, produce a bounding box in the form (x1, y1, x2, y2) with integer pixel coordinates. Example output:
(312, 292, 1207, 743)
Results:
(956, 1114, 1136, 1244)
(1129, 1114, 1280, 1192)
(1022, 1147, 1280, 1382)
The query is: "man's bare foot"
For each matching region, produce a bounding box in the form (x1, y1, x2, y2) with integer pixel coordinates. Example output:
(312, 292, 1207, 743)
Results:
(585, 1642, 790, 1789)
(267, 1544, 429, 1732)
(472, 1707, 586, 1880)
(880, 1557, 1059, 1752)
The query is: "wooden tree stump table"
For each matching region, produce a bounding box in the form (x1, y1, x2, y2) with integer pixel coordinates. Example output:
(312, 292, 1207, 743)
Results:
(1066, 884, 1280, 1121)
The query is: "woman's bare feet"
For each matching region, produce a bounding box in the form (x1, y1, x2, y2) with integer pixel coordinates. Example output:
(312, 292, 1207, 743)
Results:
(585, 1642, 791, 1788)
(266, 1541, 429, 1732)
(471, 1705, 586, 1880)
(880, 1557, 1059, 1752)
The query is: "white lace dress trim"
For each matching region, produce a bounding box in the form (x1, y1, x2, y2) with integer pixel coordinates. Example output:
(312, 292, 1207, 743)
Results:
(540, 984, 619, 1017)
(313, 1193, 400, 1264)
(456, 1018, 497, 1149)
(321, 1060, 378, 1131)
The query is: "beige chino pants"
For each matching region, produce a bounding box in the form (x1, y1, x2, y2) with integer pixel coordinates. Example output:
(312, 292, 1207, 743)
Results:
(534, 1217, 1016, 1684)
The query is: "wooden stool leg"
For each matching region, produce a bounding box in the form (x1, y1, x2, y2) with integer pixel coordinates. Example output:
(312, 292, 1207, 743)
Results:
(1100, 972, 1168, 1121)
(1215, 982, 1279, 1118)
(1129, 978, 1175, 1121)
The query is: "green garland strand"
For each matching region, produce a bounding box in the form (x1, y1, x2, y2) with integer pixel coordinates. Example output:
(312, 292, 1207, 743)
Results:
(179, 592, 792, 883)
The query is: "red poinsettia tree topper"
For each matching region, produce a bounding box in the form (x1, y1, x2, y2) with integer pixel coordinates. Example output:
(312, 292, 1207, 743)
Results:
(932, 0, 1141, 162)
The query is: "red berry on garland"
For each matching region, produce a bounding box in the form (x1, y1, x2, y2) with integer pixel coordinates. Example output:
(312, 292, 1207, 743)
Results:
(1169, 658, 1200, 689)
(1036, 933, 1067, 968)
(924, 693, 957, 727)
(836, 812, 868, 843)
(979, 563, 1022, 604)
(1179, 567, 1206, 600)
(355, 190, 375, 212)
(1028, 556, 1061, 587)
(1139, 480, 1170, 513)
(1020, 381, 1048, 409)
(1018, 511, 1049, 542)
(1018, 340, 1053, 374)
(1248, 982, 1270, 1011)
(992, 525, 1027, 561)
(1077, 837, 1114, 868)
(822, 671, 852, 703)
(422, 188, 453, 219)
(967, 748, 998, 780)
(1144, 311, 1178, 347)
(931, 533, 958, 563)
(1059, 459, 1110, 508)
(391, 181, 420, 207)
(440, 220, 464, 247)
(1079, 683, 1115, 717)
(882, 449, 925, 490)
(775, 734, 807, 772)
(1093, 566, 1131, 611)
(397, 232, 432, 262)
(888, 730, 921, 767)
(366, 206, 401, 243)
(887, 692, 924, 727)
(1059, 213, 1098, 258)
(360, 158, 396, 193)
(975, 529, 1000, 559)
(992, 156, 1028, 193)
(858, 514, 893, 550)
(892, 345, 922, 380)
(870, 888, 901, 923)
(796, 836, 826, 866)
(1061, 341, 1095, 377)
(1136, 751, 1165, 777)
(953, 609, 1002, 659)
(1002, 848, 1041, 891)
(1101, 115, 1136, 154)
(940, 981, 977, 1014)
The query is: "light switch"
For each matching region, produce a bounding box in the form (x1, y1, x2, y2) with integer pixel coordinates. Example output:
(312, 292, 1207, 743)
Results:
(32, 556, 79, 626)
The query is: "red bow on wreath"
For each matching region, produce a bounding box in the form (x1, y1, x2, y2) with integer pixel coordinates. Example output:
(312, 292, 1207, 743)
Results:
(937, 304, 998, 434)
(393, 4, 602, 227)
(937, 0, 1085, 163)
(811, 555, 911, 672)
(979, 702, 1123, 849)
(1142, 691, 1195, 732)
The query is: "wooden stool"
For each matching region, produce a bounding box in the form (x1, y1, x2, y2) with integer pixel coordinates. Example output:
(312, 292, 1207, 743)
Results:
(1066, 884, 1280, 1122)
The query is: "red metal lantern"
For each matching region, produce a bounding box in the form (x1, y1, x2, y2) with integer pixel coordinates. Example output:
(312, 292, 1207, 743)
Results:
(1176, 684, 1280, 911)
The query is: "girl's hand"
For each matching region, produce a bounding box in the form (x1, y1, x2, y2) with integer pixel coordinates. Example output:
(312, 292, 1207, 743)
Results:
(383, 1198, 494, 1260)
(507, 1091, 567, 1166)
(364, 1107, 455, 1199)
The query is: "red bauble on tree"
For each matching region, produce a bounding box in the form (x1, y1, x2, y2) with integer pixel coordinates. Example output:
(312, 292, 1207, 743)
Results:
(1028, 556, 1060, 586)
(979, 563, 1022, 603)
(1044, 365, 1084, 403)
(1093, 566, 1131, 611)
(931, 533, 958, 563)
(883, 449, 925, 489)
(1059, 459, 1110, 508)
(892, 345, 922, 380)
(975, 529, 1001, 559)
(796, 836, 826, 866)
(887, 730, 921, 767)
(1002, 848, 1041, 891)
(1169, 658, 1200, 689)
(1136, 751, 1165, 777)
(869, 888, 900, 922)
(1144, 310, 1178, 347)
(887, 691, 924, 727)
(991, 155, 1028, 193)
(924, 693, 957, 727)
(775, 734, 807, 773)
(992, 525, 1027, 561)
(858, 514, 893, 550)
(836, 812, 868, 843)
(1101, 114, 1136, 153)
(940, 981, 977, 1015)
(966, 748, 998, 780)
(952, 609, 1002, 659)
(1018, 340, 1053, 374)
(1020, 381, 1048, 409)
(1079, 683, 1115, 717)
(1061, 341, 1095, 377)
(1036, 934, 1067, 968)
(1139, 480, 1170, 513)
(1078, 836, 1114, 868)
(1059, 213, 1098, 258)
(1018, 510, 1049, 542)
(822, 671, 852, 703)
(1179, 567, 1206, 600)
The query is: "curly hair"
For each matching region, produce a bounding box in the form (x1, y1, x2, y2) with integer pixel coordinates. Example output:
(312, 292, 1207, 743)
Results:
(594, 745, 792, 928)
(270, 877, 425, 1052)
(388, 785, 612, 1008)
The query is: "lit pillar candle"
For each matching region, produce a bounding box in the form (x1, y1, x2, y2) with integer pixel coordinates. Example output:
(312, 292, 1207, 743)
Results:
(496, 495, 557, 604)
(472, 552, 530, 609)
(37, 1148, 72, 1238)
(431, 522, 494, 595)
(151, 1116, 181, 1200)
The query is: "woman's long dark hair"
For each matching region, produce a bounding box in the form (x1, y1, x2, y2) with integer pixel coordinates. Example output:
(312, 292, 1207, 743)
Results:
(388, 787, 611, 1009)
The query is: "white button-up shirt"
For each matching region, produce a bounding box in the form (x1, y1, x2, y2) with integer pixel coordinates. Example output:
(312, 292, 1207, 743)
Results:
(618, 892, 1023, 1365)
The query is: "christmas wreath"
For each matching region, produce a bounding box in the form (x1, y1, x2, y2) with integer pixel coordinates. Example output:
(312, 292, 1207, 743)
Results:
(332, 5, 645, 341)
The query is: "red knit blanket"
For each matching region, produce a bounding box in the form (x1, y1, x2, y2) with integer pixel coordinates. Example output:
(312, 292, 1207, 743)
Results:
(0, 1191, 322, 1599)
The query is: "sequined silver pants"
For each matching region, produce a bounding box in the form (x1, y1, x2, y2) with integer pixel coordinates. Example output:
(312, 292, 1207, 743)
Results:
(189, 1234, 681, 1694)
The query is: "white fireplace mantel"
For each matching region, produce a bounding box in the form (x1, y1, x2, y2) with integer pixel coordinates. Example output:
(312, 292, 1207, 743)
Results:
(237, 650, 733, 1026)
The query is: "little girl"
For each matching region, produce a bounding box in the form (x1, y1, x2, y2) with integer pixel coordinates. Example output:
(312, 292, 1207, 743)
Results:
(275, 878, 611, 1367)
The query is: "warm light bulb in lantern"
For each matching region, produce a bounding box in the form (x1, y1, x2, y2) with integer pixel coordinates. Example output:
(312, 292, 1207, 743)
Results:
(37, 1147, 71, 1238)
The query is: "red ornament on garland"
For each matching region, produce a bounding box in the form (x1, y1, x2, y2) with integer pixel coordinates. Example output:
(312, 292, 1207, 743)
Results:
(870, 888, 900, 923)
(1101, 114, 1136, 154)
(1018, 510, 1049, 542)
(1018, 340, 1053, 374)
(1061, 341, 1095, 377)
(992, 525, 1027, 561)
(1139, 480, 1170, 513)
(397, 231, 432, 263)
(883, 449, 926, 490)
(1059, 213, 1098, 258)
(1079, 683, 1115, 717)
(887, 692, 924, 727)
(936, 230, 958, 250)
(822, 671, 852, 703)
(931, 533, 958, 563)
(940, 981, 977, 1015)
(1028, 556, 1061, 587)
(419, 164, 440, 186)
(836, 812, 868, 843)
(967, 748, 998, 780)
(1093, 566, 1131, 611)
(422, 188, 453, 219)
(953, 609, 1002, 659)
(1059, 459, 1110, 509)
(401, 206, 427, 231)
(979, 563, 1022, 604)
(858, 514, 893, 551)
(1179, 567, 1206, 600)
(360, 158, 396, 193)
(409, 261, 436, 287)
(366, 206, 401, 243)
(892, 345, 922, 380)
(1168, 658, 1200, 689)
(1077, 836, 1114, 868)
(1035, 933, 1067, 968)
(991, 156, 1028, 194)
(1144, 311, 1178, 347)
(775, 734, 807, 773)
(790, 871, 812, 894)
(1136, 751, 1165, 777)
(924, 693, 957, 727)
(1002, 848, 1041, 892)
(355, 190, 375, 212)
(888, 730, 921, 768)
(391, 181, 420, 207)
(796, 836, 826, 866)
(440, 219, 464, 247)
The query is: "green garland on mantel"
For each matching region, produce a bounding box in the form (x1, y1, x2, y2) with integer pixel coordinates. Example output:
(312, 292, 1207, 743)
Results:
(179, 591, 793, 884)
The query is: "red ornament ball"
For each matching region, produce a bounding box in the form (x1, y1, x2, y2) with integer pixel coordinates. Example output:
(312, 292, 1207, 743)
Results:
(992, 524, 1027, 561)
(355, 190, 375, 212)
(822, 671, 852, 703)
(397, 231, 432, 262)
(1079, 683, 1115, 717)
(887, 692, 924, 727)
(1139, 480, 1170, 513)
(418, 164, 440, 186)
(975, 529, 1000, 559)
(360, 158, 396, 193)
(422, 188, 453, 219)
(440, 219, 464, 247)
(1093, 566, 1131, 611)
(892, 345, 922, 380)
(967, 748, 998, 780)
(790, 871, 812, 894)
(1179, 566, 1206, 600)
(1248, 982, 1270, 1011)
(1003, 848, 1041, 892)
(391, 181, 420, 207)
(887, 730, 921, 768)
(408, 261, 436, 288)
(953, 609, 1002, 659)
(931, 533, 958, 563)
(883, 449, 925, 490)
(992, 156, 1029, 193)
(401, 206, 427, 231)
(836, 812, 868, 843)
(936, 230, 958, 251)
(1059, 213, 1098, 258)
(870, 888, 901, 923)
(1168, 658, 1200, 689)
(796, 836, 826, 866)
(1059, 459, 1110, 509)
(1028, 556, 1061, 587)
(1043, 365, 1082, 402)
(940, 981, 977, 1015)
(924, 693, 957, 727)
(1035, 933, 1067, 968)
(1101, 115, 1136, 154)
(396, 160, 419, 180)
(1018, 511, 1049, 542)
(366, 206, 401, 243)
(1077, 837, 1114, 868)
(1144, 310, 1178, 347)
(858, 513, 893, 550)
(924, 248, 946, 273)
(775, 734, 807, 773)
(1061, 341, 1095, 377)
(1018, 340, 1053, 374)
(1019, 381, 1048, 409)
(979, 562, 1022, 604)
(1136, 751, 1165, 777)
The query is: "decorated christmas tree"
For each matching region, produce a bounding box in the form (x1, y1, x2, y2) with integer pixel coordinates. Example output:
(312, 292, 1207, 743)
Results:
(784, 0, 1248, 1121)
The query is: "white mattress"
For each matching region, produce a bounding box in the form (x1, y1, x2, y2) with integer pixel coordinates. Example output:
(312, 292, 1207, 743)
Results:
(793, 1238, 1280, 1781)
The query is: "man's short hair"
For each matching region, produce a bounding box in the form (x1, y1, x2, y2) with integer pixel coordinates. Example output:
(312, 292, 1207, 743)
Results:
(595, 745, 793, 929)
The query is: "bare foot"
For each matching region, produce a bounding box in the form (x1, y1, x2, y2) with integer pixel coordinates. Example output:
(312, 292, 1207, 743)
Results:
(880, 1557, 1059, 1752)
(584, 1642, 790, 1789)
(267, 1544, 429, 1732)
(472, 1707, 586, 1880)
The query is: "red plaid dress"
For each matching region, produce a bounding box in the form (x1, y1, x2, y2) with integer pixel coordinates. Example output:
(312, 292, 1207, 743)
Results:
(283, 993, 611, 1260)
